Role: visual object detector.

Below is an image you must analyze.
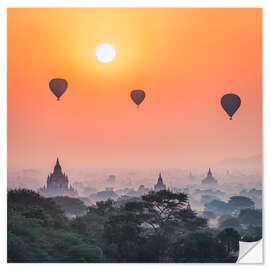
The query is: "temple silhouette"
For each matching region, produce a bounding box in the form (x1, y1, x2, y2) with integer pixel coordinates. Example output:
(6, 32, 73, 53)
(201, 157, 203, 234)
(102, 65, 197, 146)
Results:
(201, 168, 218, 186)
(38, 158, 77, 197)
(154, 173, 166, 191)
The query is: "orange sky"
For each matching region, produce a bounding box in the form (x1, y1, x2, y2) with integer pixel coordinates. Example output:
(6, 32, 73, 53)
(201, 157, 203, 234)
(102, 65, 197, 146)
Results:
(8, 8, 262, 170)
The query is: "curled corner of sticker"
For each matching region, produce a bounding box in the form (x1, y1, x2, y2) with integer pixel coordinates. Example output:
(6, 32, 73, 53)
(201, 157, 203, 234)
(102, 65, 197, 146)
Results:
(237, 240, 263, 263)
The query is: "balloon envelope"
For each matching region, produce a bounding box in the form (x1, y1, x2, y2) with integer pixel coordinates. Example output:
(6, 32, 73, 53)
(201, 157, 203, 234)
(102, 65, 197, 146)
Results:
(130, 90, 145, 107)
(221, 93, 241, 120)
(49, 78, 68, 100)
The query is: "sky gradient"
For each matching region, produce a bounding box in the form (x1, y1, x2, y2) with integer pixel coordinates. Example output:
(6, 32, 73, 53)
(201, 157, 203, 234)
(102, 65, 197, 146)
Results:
(8, 8, 262, 170)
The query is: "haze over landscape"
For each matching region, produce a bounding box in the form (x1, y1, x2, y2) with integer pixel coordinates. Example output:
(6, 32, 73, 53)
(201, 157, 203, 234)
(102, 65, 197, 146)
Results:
(8, 8, 261, 172)
(7, 8, 262, 263)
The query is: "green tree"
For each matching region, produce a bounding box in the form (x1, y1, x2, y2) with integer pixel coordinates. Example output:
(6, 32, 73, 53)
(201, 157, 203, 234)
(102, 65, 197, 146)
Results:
(71, 216, 88, 234)
(7, 189, 104, 263)
(103, 211, 143, 261)
(8, 189, 68, 229)
(241, 226, 262, 242)
(140, 190, 207, 236)
(81, 199, 119, 243)
(52, 196, 87, 216)
(8, 232, 52, 262)
(63, 244, 103, 262)
(22, 206, 53, 226)
(228, 196, 255, 211)
(238, 208, 262, 226)
(219, 217, 242, 233)
(170, 231, 227, 262)
(217, 228, 240, 256)
(203, 211, 217, 220)
(138, 234, 169, 262)
(204, 199, 231, 216)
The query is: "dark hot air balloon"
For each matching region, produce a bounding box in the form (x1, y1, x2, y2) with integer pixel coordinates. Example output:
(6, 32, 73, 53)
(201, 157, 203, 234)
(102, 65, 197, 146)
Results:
(49, 78, 68, 101)
(130, 90, 145, 107)
(221, 93, 241, 120)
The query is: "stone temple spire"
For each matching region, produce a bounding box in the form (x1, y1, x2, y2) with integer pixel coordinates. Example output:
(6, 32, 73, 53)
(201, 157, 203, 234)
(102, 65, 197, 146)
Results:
(53, 157, 62, 174)
(157, 172, 163, 185)
(155, 172, 166, 191)
(207, 168, 212, 177)
(201, 168, 218, 186)
(38, 158, 78, 197)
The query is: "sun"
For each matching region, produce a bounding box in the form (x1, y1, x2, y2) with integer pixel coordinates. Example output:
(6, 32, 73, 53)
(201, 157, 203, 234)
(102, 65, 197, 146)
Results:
(96, 43, 116, 63)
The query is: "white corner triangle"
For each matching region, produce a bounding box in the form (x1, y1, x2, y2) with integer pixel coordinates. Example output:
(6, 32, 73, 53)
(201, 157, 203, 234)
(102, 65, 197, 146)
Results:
(237, 240, 263, 263)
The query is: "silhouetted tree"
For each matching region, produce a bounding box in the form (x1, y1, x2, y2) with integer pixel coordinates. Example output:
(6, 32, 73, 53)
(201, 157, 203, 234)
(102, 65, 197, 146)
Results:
(238, 208, 262, 226)
(219, 217, 242, 233)
(63, 244, 103, 262)
(228, 196, 255, 211)
(52, 196, 87, 216)
(139, 190, 207, 236)
(204, 199, 231, 216)
(203, 211, 217, 220)
(217, 228, 240, 256)
(103, 211, 143, 262)
(170, 231, 227, 262)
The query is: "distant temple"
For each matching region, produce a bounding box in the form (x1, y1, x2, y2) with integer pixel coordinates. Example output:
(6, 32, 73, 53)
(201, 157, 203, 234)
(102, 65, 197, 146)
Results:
(138, 185, 149, 195)
(188, 171, 195, 182)
(95, 187, 118, 201)
(38, 158, 78, 197)
(201, 168, 218, 186)
(106, 174, 116, 185)
(154, 173, 166, 191)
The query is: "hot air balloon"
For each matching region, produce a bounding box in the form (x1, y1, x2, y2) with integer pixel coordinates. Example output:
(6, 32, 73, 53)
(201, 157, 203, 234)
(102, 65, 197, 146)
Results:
(130, 90, 145, 107)
(221, 93, 241, 120)
(49, 78, 68, 101)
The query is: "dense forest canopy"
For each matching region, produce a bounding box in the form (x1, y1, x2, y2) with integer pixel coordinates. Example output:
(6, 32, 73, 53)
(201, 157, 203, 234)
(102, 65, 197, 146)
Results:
(52, 196, 87, 216)
(8, 189, 261, 263)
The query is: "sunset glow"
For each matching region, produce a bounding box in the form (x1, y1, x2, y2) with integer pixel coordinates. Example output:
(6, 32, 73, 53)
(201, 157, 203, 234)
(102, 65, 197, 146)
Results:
(7, 8, 263, 263)
(8, 8, 262, 170)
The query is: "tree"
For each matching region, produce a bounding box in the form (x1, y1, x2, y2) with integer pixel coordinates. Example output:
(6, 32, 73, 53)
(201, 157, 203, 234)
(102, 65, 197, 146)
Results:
(52, 196, 87, 216)
(63, 244, 103, 262)
(22, 206, 53, 226)
(71, 216, 88, 234)
(138, 234, 169, 262)
(140, 190, 207, 236)
(219, 217, 242, 233)
(7, 189, 104, 263)
(8, 188, 242, 263)
(81, 199, 119, 243)
(102, 190, 206, 262)
(238, 209, 262, 226)
(103, 211, 143, 262)
(8, 232, 51, 262)
(218, 214, 233, 223)
(228, 196, 255, 211)
(204, 199, 231, 216)
(8, 189, 67, 229)
(170, 231, 227, 262)
(217, 228, 240, 256)
(241, 226, 262, 242)
(201, 195, 218, 204)
(203, 211, 217, 220)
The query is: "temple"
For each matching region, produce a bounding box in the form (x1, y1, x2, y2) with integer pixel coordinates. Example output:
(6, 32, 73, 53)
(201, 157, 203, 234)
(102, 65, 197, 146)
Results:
(38, 158, 78, 197)
(188, 171, 195, 182)
(201, 168, 218, 186)
(154, 173, 166, 191)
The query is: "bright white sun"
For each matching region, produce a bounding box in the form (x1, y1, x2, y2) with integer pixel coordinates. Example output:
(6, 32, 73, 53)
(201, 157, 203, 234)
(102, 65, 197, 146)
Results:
(96, 43, 116, 63)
